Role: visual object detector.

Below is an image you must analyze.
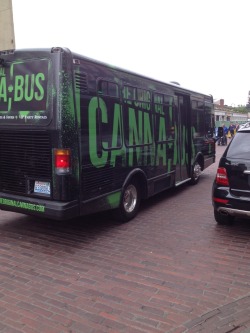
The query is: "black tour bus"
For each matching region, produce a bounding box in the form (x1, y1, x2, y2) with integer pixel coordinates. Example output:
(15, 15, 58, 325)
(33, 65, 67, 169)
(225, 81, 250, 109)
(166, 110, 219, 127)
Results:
(0, 47, 215, 221)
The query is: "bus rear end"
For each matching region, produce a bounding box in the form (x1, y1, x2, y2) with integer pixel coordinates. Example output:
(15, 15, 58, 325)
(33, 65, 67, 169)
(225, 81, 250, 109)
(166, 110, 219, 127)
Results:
(0, 48, 80, 220)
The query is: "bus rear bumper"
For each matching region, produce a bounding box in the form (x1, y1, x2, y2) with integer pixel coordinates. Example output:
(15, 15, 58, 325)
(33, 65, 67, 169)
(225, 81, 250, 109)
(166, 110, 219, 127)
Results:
(0, 193, 80, 220)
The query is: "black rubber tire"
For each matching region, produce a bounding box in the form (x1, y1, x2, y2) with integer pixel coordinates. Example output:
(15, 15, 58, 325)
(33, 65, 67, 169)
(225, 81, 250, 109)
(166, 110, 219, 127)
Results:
(190, 160, 202, 185)
(214, 209, 234, 225)
(114, 180, 141, 222)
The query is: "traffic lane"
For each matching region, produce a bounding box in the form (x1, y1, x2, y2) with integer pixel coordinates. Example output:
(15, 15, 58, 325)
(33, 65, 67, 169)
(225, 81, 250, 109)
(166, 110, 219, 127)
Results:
(1, 148, 250, 332)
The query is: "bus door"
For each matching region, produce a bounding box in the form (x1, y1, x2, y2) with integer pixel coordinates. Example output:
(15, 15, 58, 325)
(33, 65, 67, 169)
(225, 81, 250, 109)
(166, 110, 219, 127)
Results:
(174, 94, 190, 184)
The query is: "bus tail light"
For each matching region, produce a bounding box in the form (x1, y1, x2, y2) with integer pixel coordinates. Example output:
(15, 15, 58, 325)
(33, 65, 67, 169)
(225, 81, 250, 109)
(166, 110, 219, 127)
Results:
(54, 149, 71, 174)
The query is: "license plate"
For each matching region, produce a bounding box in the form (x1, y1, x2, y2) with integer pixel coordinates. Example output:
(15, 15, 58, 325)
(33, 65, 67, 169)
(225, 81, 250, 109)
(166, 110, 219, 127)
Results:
(34, 181, 51, 195)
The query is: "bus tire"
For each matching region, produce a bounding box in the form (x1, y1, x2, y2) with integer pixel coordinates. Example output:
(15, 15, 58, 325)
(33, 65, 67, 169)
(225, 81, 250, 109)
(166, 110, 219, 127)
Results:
(190, 160, 202, 185)
(114, 180, 141, 222)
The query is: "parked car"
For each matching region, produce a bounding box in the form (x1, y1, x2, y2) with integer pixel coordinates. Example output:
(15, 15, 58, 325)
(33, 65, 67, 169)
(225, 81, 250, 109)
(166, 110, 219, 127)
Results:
(239, 122, 248, 129)
(212, 122, 250, 224)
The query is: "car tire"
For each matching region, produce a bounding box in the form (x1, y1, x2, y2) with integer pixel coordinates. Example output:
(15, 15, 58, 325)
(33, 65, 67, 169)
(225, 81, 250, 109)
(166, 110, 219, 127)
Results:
(114, 180, 141, 222)
(214, 209, 234, 225)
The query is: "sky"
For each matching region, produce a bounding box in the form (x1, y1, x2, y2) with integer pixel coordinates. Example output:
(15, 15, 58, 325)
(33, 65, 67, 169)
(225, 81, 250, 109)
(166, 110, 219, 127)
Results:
(12, 0, 249, 106)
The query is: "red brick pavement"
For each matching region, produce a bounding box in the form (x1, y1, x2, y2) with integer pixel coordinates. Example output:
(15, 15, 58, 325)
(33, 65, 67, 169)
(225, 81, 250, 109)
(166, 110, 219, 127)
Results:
(1, 143, 250, 332)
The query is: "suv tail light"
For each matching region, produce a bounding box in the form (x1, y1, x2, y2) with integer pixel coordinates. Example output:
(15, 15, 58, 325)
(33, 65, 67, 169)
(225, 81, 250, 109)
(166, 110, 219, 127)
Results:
(54, 149, 71, 174)
(216, 167, 229, 186)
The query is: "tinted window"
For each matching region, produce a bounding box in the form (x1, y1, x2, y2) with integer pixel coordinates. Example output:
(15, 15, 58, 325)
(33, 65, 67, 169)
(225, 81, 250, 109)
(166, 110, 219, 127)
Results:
(226, 132, 250, 159)
(192, 100, 204, 137)
(97, 80, 119, 98)
(0, 58, 51, 126)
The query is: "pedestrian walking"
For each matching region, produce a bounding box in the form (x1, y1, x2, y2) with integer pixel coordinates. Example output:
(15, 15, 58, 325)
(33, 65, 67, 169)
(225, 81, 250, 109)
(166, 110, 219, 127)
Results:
(229, 123, 235, 139)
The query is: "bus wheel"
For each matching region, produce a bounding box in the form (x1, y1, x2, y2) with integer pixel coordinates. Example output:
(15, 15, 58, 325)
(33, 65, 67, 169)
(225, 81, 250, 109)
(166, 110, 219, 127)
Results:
(114, 180, 141, 222)
(190, 160, 202, 185)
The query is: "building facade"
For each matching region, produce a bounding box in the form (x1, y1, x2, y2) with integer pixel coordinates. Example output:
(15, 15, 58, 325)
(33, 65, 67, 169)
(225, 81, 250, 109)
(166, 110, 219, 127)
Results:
(214, 99, 250, 127)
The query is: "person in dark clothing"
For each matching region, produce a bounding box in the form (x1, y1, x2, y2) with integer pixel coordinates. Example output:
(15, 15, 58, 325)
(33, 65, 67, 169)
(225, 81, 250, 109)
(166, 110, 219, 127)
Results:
(218, 125, 227, 145)
(229, 123, 235, 139)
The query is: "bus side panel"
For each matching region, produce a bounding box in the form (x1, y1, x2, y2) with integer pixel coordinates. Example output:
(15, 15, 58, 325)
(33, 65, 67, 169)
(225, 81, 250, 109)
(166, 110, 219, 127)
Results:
(72, 55, 215, 217)
(74, 60, 177, 215)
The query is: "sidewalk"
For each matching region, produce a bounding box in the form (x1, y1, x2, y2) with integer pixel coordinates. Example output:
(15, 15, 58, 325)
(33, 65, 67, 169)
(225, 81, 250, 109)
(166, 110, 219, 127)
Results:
(182, 294, 250, 332)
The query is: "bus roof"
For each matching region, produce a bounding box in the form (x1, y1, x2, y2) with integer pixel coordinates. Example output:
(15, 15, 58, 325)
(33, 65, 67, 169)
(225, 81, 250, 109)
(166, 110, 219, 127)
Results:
(0, 47, 213, 100)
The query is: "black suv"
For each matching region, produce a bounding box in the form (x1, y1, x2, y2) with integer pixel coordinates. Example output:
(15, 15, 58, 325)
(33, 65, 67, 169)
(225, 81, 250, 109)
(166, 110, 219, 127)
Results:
(212, 123, 250, 224)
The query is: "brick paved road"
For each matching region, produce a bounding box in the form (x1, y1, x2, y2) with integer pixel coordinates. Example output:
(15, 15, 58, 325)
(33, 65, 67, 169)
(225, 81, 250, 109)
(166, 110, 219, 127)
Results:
(1, 144, 250, 333)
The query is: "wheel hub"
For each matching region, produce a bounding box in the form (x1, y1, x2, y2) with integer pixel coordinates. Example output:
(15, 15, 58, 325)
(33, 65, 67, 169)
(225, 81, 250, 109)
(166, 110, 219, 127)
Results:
(123, 184, 137, 213)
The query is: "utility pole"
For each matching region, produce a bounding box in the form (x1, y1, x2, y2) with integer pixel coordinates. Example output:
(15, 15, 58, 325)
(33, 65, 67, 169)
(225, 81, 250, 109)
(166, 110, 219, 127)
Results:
(0, 0, 15, 51)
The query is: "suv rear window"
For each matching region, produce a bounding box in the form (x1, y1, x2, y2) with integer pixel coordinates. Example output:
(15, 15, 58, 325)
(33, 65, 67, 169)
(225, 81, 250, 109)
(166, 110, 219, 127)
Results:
(226, 132, 250, 159)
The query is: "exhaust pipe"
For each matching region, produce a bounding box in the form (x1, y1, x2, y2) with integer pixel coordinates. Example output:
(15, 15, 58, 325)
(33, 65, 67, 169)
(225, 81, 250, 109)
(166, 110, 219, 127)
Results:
(219, 209, 229, 216)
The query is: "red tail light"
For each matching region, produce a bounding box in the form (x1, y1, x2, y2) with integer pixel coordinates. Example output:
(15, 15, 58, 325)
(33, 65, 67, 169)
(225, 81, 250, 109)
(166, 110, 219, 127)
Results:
(213, 197, 229, 204)
(54, 149, 71, 174)
(216, 167, 229, 186)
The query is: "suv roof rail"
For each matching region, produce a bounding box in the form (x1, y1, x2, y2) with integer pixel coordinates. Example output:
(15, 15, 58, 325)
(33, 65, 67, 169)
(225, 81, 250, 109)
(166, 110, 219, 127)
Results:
(239, 122, 250, 130)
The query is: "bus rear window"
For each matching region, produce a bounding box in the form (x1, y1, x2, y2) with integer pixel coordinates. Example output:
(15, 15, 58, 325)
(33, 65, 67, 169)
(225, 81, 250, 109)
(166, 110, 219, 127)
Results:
(0, 58, 51, 125)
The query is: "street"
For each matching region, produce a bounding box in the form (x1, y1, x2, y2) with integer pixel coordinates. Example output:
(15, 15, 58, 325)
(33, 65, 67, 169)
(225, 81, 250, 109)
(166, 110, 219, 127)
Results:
(1, 144, 250, 333)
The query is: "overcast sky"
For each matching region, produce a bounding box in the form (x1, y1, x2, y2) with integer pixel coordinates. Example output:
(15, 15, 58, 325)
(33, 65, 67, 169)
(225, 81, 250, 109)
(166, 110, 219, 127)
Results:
(12, 0, 249, 106)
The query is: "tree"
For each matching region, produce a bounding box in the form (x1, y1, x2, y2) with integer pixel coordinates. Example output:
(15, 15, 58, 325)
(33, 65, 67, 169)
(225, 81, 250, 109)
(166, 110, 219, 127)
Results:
(233, 105, 248, 113)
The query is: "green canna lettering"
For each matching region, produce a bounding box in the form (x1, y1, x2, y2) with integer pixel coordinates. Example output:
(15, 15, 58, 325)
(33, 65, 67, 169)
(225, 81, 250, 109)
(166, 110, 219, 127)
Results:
(0, 77, 7, 102)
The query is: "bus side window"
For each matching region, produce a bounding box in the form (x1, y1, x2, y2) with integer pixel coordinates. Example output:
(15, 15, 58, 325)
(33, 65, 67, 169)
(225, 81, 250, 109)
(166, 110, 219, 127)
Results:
(97, 80, 105, 96)
(97, 79, 119, 98)
(154, 92, 164, 115)
(137, 88, 151, 111)
(154, 92, 175, 142)
(192, 100, 205, 138)
(96, 79, 122, 150)
(122, 85, 136, 102)
(205, 100, 215, 137)
(108, 82, 119, 98)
